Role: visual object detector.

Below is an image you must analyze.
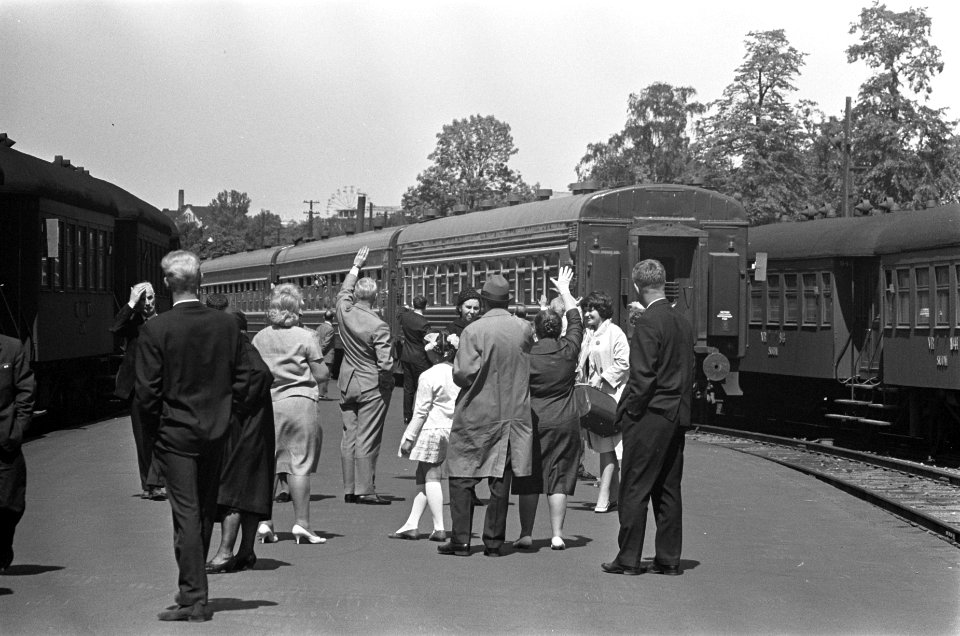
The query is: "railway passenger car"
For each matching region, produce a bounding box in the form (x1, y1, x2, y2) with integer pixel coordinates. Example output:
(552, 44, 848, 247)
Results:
(0, 137, 178, 414)
(739, 205, 960, 458)
(200, 183, 750, 410)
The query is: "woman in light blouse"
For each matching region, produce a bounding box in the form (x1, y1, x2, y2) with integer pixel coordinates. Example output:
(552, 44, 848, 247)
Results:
(577, 290, 630, 513)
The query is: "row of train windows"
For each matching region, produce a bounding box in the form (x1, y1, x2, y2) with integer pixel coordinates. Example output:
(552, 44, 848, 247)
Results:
(40, 221, 112, 292)
(884, 265, 960, 328)
(749, 272, 833, 327)
(202, 271, 367, 314)
(402, 256, 561, 308)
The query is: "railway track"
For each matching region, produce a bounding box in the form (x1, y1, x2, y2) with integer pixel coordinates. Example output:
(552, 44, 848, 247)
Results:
(692, 425, 960, 548)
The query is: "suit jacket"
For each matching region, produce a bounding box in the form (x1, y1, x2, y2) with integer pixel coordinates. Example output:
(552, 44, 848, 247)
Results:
(448, 308, 535, 478)
(336, 270, 393, 398)
(616, 298, 695, 427)
(109, 304, 148, 399)
(0, 335, 34, 455)
(397, 308, 430, 367)
(529, 309, 583, 430)
(314, 321, 335, 364)
(135, 300, 252, 456)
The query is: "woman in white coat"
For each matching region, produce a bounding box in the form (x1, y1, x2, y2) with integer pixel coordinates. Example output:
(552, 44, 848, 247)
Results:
(577, 291, 630, 513)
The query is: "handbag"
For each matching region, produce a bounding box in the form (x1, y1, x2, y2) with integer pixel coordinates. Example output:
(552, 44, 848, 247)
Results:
(575, 384, 621, 437)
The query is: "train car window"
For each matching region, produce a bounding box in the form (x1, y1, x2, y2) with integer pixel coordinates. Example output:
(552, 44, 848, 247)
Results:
(749, 273, 763, 325)
(896, 269, 910, 328)
(935, 265, 950, 326)
(783, 274, 798, 325)
(801, 274, 818, 325)
(86, 229, 96, 291)
(77, 227, 88, 290)
(766, 274, 782, 325)
(97, 231, 106, 290)
(425, 265, 436, 305)
(916, 267, 931, 327)
(821, 272, 832, 326)
(64, 224, 75, 289)
(883, 269, 895, 328)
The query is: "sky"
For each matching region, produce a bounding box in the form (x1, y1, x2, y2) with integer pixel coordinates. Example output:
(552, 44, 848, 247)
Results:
(3, 0, 960, 222)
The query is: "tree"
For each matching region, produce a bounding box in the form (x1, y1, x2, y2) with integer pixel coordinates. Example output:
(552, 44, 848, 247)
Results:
(245, 209, 284, 250)
(402, 114, 535, 216)
(845, 1, 960, 208)
(695, 30, 813, 223)
(198, 190, 251, 258)
(576, 82, 705, 187)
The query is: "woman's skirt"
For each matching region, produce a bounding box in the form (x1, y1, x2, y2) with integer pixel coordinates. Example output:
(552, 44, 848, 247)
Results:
(274, 395, 322, 475)
(409, 427, 449, 465)
(513, 418, 581, 496)
(217, 400, 276, 519)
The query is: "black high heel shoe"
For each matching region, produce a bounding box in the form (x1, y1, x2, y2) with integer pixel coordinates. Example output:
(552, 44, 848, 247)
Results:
(232, 553, 257, 571)
(205, 557, 234, 574)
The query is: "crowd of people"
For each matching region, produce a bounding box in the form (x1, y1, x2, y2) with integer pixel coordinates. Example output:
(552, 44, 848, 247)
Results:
(0, 244, 695, 622)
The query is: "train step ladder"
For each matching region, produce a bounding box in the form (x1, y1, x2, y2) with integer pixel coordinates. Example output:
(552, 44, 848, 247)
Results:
(825, 381, 896, 427)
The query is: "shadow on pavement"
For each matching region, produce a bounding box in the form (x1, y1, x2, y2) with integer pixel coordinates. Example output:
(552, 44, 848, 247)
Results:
(207, 598, 279, 613)
(0, 564, 65, 576)
(248, 558, 291, 571)
(0, 587, 11, 595)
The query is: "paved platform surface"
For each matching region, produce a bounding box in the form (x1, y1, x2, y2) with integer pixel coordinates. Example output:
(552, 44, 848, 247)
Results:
(2, 386, 958, 635)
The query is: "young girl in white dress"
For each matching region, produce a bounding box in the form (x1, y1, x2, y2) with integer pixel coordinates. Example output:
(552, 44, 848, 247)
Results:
(389, 331, 460, 541)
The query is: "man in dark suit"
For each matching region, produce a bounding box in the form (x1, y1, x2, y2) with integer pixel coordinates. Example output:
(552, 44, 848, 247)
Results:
(136, 251, 251, 622)
(337, 247, 394, 505)
(110, 281, 165, 500)
(602, 259, 694, 576)
(314, 309, 336, 400)
(397, 295, 430, 425)
(0, 334, 34, 572)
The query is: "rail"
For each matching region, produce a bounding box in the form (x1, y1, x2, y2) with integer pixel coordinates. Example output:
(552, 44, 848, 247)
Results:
(693, 424, 960, 547)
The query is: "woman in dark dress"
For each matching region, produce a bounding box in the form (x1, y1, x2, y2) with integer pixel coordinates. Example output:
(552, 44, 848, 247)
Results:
(448, 288, 482, 336)
(206, 310, 276, 572)
(512, 266, 583, 551)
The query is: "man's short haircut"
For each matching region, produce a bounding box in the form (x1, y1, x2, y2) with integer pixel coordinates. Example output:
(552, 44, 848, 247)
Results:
(549, 296, 565, 314)
(583, 290, 614, 321)
(412, 295, 427, 310)
(534, 308, 562, 340)
(162, 250, 200, 294)
(483, 297, 509, 311)
(205, 293, 229, 311)
(323, 309, 335, 320)
(355, 277, 378, 302)
(267, 283, 303, 327)
(632, 259, 667, 291)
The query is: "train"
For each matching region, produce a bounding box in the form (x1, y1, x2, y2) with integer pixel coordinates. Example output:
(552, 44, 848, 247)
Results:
(0, 136, 179, 416)
(199, 183, 750, 415)
(736, 204, 960, 459)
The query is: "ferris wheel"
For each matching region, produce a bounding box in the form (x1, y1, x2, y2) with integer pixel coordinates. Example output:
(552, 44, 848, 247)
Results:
(326, 185, 364, 218)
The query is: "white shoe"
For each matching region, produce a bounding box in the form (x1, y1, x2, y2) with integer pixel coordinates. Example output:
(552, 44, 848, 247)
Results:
(257, 523, 278, 543)
(292, 524, 326, 544)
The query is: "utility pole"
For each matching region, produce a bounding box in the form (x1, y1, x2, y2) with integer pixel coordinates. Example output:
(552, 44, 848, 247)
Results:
(842, 97, 851, 218)
(356, 194, 366, 234)
(303, 199, 321, 238)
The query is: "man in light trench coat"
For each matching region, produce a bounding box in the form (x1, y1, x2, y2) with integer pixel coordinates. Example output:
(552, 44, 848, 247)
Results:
(438, 274, 535, 557)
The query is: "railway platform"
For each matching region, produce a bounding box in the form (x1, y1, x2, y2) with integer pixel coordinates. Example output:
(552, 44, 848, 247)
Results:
(2, 387, 958, 634)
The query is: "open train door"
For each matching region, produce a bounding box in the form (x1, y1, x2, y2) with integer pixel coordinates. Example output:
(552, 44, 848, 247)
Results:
(627, 223, 705, 334)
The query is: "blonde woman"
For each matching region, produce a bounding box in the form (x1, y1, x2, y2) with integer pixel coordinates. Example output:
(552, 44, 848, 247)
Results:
(252, 284, 327, 544)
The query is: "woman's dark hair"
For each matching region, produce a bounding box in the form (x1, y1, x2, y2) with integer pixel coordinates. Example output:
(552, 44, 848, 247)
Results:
(583, 290, 614, 321)
(534, 309, 562, 340)
(455, 288, 482, 310)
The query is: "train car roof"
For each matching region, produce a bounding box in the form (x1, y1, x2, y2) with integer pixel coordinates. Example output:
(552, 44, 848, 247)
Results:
(749, 203, 960, 260)
(0, 144, 177, 236)
(397, 184, 746, 245)
(201, 245, 284, 276)
(873, 203, 960, 255)
(276, 227, 401, 266)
